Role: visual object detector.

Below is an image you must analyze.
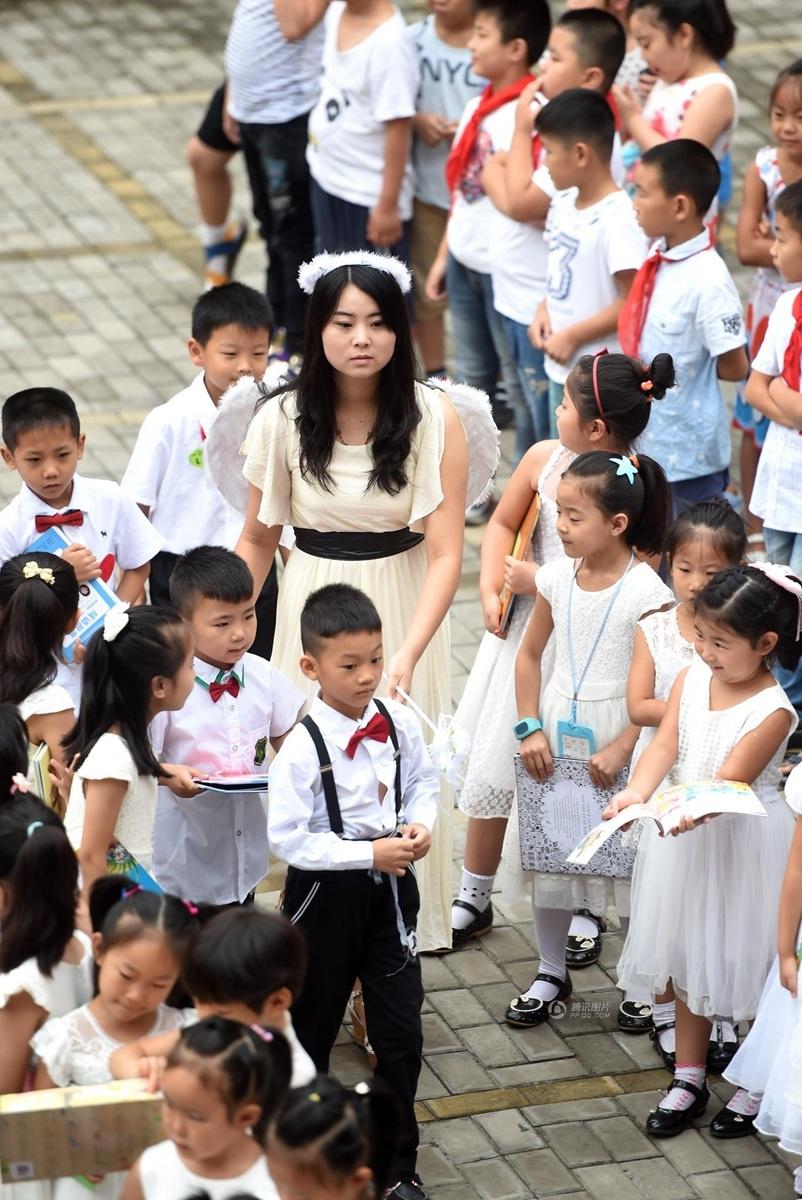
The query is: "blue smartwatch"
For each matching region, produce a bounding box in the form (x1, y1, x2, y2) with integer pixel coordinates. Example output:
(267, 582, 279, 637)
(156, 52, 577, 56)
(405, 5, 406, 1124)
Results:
(513, 717, 543, 740)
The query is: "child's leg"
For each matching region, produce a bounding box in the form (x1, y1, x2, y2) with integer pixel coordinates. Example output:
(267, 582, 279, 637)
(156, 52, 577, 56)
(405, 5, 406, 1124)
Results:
(452, 817, 507, 939)
(445, 254, 500, 399)
(411, 199, 448, 374)
(189, 86, 249, 290)
(647, 997, 710, 1133)
(498, 315, 550, 445)
(505, 902, 572, 1025)
(478, 280, 533, 459)
(547, 381, 563, 440)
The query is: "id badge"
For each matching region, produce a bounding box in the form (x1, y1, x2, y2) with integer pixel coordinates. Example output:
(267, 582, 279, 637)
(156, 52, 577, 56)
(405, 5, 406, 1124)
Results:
(556, 719, 596, 759)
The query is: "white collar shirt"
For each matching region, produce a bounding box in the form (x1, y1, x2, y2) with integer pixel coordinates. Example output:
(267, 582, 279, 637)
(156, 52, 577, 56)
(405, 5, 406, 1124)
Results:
(750, 286, 802, 531)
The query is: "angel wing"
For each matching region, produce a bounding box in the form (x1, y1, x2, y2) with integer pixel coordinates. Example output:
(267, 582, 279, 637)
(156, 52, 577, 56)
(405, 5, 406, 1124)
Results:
(424, 376, 500, 509)
(204, 374, 271, 515)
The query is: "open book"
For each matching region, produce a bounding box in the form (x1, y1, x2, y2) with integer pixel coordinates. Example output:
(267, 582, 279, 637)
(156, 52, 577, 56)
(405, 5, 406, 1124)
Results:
(498, 492, 541, 634)
(192, 774, 269, 793)
(567, 780, 766, 866)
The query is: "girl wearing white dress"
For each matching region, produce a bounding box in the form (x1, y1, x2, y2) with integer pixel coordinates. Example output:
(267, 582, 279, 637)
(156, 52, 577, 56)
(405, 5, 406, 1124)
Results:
(63, 605, 197, 899)
(453, 351, 676, 952)
(624, 500, 746, 1044)
(510, 448, 673, 1027)
(122, 1016, 292, 1200)
(31, 877, 198, 1200)
(607, 563, 802, 1137)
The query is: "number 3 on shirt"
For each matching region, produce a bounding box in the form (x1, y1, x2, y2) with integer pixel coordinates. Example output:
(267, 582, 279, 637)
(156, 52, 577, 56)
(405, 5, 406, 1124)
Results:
(547, 233, 580, 302)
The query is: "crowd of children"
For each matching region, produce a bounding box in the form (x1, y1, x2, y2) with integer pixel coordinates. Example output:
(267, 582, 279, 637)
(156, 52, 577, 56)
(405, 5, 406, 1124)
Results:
(5, 0, 802, 1196)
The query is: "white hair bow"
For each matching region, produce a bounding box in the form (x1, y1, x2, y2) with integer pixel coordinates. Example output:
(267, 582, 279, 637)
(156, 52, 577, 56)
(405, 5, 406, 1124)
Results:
(103, 602, 131, 643)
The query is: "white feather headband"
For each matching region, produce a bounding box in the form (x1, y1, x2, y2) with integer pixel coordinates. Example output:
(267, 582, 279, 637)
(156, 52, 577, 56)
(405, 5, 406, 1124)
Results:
(297, 252, 412, 295)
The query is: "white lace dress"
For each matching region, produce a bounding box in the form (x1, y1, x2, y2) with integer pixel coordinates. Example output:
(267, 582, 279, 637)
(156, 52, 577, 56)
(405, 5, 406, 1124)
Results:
(30, 1003, 196, 1200)
(457, 442, 574, 819)
(617, 656, 797, 1021)
(64, 734, 157, 872)
(629, 605, 694, 774)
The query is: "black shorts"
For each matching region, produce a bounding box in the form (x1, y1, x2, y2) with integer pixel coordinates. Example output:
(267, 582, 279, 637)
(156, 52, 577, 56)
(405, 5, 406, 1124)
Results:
(196, 83, 240, 154)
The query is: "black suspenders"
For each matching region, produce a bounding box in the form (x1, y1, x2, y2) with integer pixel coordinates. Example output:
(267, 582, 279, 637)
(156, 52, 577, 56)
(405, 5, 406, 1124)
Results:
(301, 698, 402, 836)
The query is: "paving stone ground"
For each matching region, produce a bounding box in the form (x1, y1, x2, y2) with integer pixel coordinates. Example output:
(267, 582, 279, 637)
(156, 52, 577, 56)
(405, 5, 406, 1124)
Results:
(2, 1, 802, 1194)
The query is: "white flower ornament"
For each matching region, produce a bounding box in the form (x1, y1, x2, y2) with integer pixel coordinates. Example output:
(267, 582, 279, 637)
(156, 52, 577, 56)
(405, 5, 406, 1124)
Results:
(103, 602, 131, 643)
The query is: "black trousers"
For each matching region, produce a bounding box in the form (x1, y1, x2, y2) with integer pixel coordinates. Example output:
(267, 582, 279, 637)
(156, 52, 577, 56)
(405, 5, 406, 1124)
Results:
(149, 550, 279, 661)
(284, 865, 423, 1178)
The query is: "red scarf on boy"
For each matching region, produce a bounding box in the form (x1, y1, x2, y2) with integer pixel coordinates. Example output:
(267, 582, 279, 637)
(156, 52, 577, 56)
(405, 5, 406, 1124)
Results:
(446, 74, 534, 195)
(782, 290, 802, 390)
(617, 230, 713, 358)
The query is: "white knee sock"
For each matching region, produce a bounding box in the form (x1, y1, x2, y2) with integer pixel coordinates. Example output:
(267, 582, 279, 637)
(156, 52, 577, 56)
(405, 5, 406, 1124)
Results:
(657, 1063, 706, 1111)
(652, 999, 676, 1054)
(710, 1020, 737, 1045)
(525, 905, 573, 1002)
(452, 870, 494, 929)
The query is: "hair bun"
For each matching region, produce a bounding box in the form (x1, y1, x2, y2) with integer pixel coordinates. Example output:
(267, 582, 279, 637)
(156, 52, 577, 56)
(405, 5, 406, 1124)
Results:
(646, 353, 676, 401)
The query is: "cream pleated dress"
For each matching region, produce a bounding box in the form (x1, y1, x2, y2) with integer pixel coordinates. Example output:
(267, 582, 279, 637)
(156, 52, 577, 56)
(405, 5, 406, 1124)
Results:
(242, 383, 453, 951)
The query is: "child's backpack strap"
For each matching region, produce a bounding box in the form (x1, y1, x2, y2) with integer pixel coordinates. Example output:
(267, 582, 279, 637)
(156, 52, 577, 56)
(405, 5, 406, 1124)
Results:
(301, 716, 343, 835)
(373, 699, 402, 817)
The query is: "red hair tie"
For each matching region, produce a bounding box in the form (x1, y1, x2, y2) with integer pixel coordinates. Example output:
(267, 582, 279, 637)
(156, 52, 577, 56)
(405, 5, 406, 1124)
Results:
(122, 885, 143, 900)
(592, 348, 608, 418)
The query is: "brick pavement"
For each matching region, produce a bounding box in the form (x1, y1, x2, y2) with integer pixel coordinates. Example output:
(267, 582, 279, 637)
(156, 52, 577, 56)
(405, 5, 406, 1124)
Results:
(1, 0, 802, 1194)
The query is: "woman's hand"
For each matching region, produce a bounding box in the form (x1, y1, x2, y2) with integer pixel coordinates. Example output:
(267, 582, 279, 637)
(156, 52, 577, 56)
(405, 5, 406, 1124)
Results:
(519, 730, 553, 781)
(503, 555, 538, 597)
(602, 786, 643, 820)
(780, 953, 799, 996)
(386, 648, 418, 700)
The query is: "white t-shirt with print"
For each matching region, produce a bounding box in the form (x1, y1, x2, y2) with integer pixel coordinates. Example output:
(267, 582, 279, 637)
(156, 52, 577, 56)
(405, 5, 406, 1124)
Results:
(543, 187, 647, 383)
(750, 287, 802, 532)
(447, 97, 516, 275)
(307, 2, 419, 218)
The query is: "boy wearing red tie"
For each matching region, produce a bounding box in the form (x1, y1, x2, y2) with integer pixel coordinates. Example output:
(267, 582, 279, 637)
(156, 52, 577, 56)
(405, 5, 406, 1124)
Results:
(269, 583, 439, 1200)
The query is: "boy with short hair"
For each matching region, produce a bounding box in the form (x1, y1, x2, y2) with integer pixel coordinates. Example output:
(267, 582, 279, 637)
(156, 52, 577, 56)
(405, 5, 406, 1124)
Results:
(0, 387, 162, 703)
(529, 89, 647, 424)
(565, 0, 647, 90)
(620, 139, 748, 513)
(109, 907, 315, 1087)
(150, 545, 304, 909)
(410, 0, 485, 375)
(269, 584, 439, 1200)
(121, 282, 281, 658)
(426, 0, 551, 457)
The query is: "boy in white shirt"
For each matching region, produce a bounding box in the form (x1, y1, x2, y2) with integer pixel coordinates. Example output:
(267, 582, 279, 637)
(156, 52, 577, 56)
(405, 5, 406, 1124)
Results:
(621, 139, 748, 514)
(0, 387, 162, 705)
(530, 88, 647, 433)
(307, 0, 420, 259)
(150, 546, 304, 910)
(121, 283, 281, 658)
(269, 584, 438, 1200)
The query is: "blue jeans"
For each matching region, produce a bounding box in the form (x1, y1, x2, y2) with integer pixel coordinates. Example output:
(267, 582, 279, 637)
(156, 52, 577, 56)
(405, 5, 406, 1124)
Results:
(445, 253, 533, 459)
(548, 379, 564, 439)
(499, 315, 551, 444)
(764, 528, 802, 718)
(668, 469, 729, 520)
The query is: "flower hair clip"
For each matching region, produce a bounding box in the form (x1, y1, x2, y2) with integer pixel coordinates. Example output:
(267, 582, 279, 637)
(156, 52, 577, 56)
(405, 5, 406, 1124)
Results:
(103, 602, 130, 643)
(11, 773, 30, 794)
(297, 251, 412, 296)
(22, 561, 55, 586)
(610, 454, 639, 485)
(640, 379, 654, 393)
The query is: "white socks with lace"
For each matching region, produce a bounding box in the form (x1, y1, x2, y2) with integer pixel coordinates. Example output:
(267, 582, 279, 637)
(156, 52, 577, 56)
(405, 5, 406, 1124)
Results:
(452, 870, 494, 930)
(726, 1087, 762, 1117)
(657, 1063, 706, 1111)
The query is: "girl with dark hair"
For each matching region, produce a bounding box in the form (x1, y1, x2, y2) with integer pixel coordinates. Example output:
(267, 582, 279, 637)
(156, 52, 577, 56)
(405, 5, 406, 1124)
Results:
(122, 1016, 292, 1200)
(608, 564, 802, 1137)
(0, 551, 79, 807)
(31, 876, 198, 1200)
(0, 714, 93, 1093)
(508, 449, 673, 1029)
(236, 254, 468, 951)
(62, 604, 197, 899)
(266, 1075, 399, 1199)
(452, 350, 672, 950)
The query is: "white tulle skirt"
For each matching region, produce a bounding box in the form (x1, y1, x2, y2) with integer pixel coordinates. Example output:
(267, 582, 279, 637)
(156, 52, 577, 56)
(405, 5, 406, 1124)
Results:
(617, 801, 795, 1021)
(726, 953, 802, 1154)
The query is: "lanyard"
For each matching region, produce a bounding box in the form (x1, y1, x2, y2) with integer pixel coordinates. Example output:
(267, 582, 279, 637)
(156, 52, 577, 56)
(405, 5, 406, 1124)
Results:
(566, 553, 634, 724)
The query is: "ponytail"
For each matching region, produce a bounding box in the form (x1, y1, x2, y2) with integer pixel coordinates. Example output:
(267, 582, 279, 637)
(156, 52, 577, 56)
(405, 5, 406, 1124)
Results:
(0, 553, 79, 706)
(563, 450, 669, 557)
(566, 351, 675, 447)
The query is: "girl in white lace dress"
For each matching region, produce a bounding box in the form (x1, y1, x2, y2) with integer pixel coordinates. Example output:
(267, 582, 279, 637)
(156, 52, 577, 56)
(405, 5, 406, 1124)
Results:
(452, 352, 674, 949)
(63, 606, 197, 900)
(609, 564, 801, 1138)
(31, 878, 198, 1200)
(510, 449, 673, 1027)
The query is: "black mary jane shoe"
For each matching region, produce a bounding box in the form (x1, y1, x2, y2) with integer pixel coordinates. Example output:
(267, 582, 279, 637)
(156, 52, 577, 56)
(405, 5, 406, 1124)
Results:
(448, 900, 493, 952)
(650, 1021, 676, 1072)
(710, 1103, 757, 1140)
(617, 999, 654, 1034)
(565, 909, 606, 967)
(504, 972, 572, 1028)
(385, 1176, 428, 1199)
(646, 1078, 709, 1138)
(706, 1022, 739, 1075)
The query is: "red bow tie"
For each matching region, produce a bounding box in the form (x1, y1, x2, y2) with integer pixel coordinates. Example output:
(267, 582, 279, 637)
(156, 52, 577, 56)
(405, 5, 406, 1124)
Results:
(34, 508, 84, 533)
(209, 677, 240, 703)
(345, 712, 389, 759)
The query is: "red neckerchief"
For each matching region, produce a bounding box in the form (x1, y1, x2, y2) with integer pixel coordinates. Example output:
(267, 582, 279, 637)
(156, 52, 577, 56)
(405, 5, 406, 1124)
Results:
(782, 290, 802, 391)
(618, 230, 713, 358)
(446, 75, 535, 195)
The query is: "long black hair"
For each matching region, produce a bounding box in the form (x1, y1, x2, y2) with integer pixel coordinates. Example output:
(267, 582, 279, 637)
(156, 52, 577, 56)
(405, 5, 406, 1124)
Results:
(267, 1075, 400, 1196)
(276, 264, 420, 495)
(0, 552, 79, 706)
(694, 566, 802, 672)
(562, 450, 669, 557)
(62, 605, 190, 776)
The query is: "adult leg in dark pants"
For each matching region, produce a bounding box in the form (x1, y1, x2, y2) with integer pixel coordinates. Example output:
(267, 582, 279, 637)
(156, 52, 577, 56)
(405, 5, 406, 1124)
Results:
(284, 867, 424, 1180)
(238, 113, 315, 357)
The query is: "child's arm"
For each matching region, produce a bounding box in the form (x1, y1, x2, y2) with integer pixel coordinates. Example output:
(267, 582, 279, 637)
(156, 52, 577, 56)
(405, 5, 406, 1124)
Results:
(26, 709, 75, 770)
(604, 669, 686, 817)
(544, 269, 637, 366)
(78, 778, 127, 899)
(745, 370, 797, 428)
(110, 1029, 181, 1089)
(273, 0, 329, 40)
(778, 817, 802, 994)
(504, 87, 552, 224)
(425, 229, 449, 302)
(514, 591, 555, 781)
(480, 152, 511, 216)
(0, 992, 46, 1094)
(120, 1159, 145, 1200)
(413, 111, 455, 147)
(613, 80, 734, 152)
(33, 1059, 57, 1090)
(117, 563, 150, 605)
(589, 724, 640, 791)
(767, 376, 802, 425)
(366, 119, 412, 248)
(627, 626, 663, 728)
(716, 345, 749, 382)
(735, 163, 773, 269)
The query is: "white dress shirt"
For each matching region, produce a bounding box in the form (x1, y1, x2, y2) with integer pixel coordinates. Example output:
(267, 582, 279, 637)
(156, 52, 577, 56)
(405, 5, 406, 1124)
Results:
(750, 286, 802, 532)
(150, 653, 304, 905)
(268, 696, 439, 872)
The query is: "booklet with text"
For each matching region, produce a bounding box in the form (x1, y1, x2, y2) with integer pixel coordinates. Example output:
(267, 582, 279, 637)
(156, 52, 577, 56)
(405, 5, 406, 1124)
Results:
(192, 774, 269, 793)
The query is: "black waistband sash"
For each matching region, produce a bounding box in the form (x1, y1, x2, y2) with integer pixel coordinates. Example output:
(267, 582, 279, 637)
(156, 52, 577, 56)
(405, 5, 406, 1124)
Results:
(293, 527, 424, 561)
